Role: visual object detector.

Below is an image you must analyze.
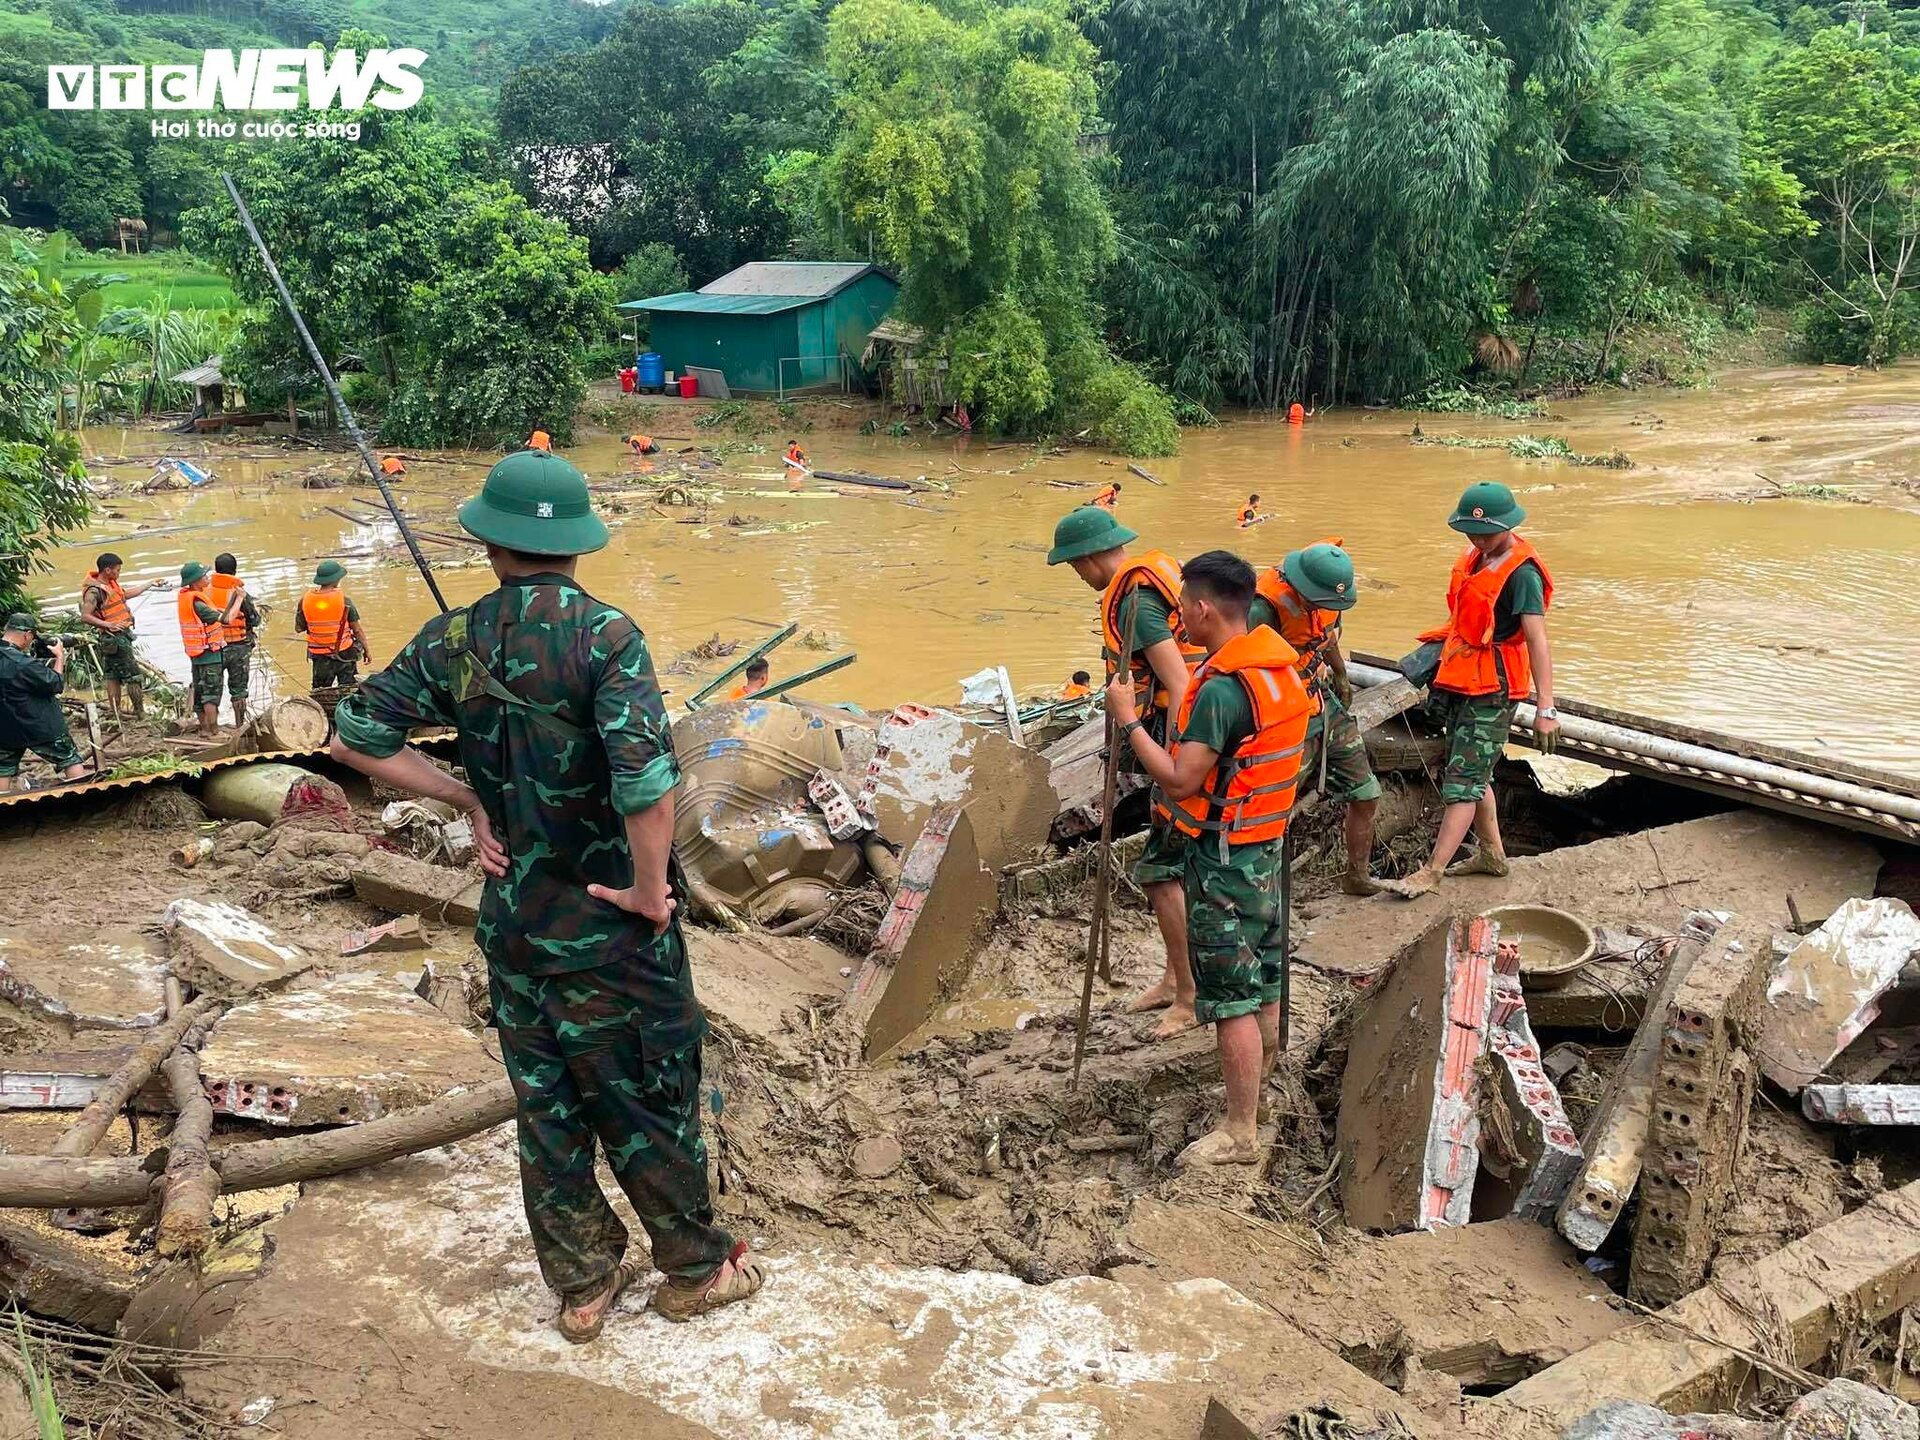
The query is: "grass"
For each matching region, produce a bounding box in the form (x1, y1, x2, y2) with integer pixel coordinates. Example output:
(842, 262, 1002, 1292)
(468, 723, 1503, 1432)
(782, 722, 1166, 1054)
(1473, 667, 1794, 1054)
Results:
(1412, 432, 1633, 468)
(61, 252, 237, 314)
(10, 1312, 64, 1439)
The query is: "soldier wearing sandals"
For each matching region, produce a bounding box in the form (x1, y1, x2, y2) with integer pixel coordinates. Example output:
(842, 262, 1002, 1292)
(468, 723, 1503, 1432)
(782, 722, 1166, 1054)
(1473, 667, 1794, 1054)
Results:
(329, 448, 766, 1338)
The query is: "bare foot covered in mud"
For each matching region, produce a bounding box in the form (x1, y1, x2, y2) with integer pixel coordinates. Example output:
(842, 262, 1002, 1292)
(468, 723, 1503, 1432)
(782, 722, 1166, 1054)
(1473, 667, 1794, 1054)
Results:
(1149, 1002, 1198, 1041)
(1123, 978, 1179, 1014)
(1177, 1128, 1260, 1168)
(1339, 872, 1384, 896)
(1446, 848, 1511, 878)
(1380, 867, 1439, 900)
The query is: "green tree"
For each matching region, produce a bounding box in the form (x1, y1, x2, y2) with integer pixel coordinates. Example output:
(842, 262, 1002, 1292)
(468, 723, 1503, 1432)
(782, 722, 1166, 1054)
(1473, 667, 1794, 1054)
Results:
(384, 184, 615, 447)
(0, 229, 91, 615)
(497, 1, 788, 279)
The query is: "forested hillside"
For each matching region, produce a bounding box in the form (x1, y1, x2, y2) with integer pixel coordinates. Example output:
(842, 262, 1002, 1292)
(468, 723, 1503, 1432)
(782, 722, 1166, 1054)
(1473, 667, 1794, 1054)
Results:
(3, 0, 1917, 456)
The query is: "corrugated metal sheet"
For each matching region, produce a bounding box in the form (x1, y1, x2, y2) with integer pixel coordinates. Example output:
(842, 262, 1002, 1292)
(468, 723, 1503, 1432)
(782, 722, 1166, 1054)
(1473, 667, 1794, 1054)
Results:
(170, 355, 224, 386)
(700, 262, 877, 298)
(619, 291, 812, 316)
(0, 747, 321, 812)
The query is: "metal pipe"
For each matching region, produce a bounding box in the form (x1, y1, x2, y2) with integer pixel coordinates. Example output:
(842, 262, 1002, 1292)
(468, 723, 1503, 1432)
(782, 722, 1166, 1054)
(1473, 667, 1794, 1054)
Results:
(220, 173, 448, 613)
(687, 624, 798, 708)
(1347, 660, 1920, 825)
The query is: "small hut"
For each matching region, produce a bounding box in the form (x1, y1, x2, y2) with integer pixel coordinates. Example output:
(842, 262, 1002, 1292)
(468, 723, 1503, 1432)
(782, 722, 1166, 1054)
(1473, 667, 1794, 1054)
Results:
(862, 317, 947, 410)
(170, 356, 233, 424)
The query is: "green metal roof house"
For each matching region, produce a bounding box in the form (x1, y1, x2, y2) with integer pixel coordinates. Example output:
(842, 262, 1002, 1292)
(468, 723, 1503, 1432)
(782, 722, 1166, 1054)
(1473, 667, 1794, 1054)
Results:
(620, 261, 899, 396)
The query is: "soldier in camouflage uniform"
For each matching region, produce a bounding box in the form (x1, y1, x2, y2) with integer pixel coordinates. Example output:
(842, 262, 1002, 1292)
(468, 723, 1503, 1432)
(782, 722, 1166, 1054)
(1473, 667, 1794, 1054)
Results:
(1108, 551, 1314, 1168)
(330, 450, 767, 1339)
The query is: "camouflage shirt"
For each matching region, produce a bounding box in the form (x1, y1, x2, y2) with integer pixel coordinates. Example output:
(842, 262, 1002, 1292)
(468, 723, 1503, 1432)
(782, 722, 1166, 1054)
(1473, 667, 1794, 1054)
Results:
(334, 575, 696, 1015)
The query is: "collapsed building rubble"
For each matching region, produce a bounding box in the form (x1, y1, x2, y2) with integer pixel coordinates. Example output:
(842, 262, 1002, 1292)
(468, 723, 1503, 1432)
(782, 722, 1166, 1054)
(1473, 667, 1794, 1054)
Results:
(1, 672, 1918, 1439)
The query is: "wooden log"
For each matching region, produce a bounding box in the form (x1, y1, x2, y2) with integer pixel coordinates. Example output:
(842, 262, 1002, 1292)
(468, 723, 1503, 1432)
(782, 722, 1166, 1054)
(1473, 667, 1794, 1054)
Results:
(0, 1078, 515, 1209)
(51, 997, 223, 1159)
(812, 468, 911, 491)
(154, 1048, 218, 1257)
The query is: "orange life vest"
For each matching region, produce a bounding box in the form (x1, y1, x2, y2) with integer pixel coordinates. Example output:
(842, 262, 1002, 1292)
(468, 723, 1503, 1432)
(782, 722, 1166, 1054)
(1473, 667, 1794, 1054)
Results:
(1099, 550, 1207, 721)
(527, 430, 552, 453)
(785, 445, 806, 468)
(629, 434, 654, 453)
(1061, 681, 1091, 700)
(177, 588, 224, 658)
(1418, 537, 1554, 699)
(1254, 535, 1346, 703)
(1155, 628, 1313, 850)
(85, 571, 133, 629)
(208, 573, 249, 645)
(301, 590, 350, 657)
(379, 456, 406, 476)
(1238, 507, 1257, 528)
(1093, 485, 1119, 508)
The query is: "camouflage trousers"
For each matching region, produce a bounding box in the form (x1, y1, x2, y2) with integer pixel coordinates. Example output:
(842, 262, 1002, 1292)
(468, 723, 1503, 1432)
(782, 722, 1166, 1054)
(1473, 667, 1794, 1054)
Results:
(309, 652, 359, 690)
(219, 642, 252, 702)
(0, 732, 81, 777)
(96, 629, 140, 684)
(490, 954, 735, 1298)
(1437, 692, 1517, 805)
(189, 655, 225, 710)
(1185, 836, 1286, 1024)
(1306, 693, 1383, 804)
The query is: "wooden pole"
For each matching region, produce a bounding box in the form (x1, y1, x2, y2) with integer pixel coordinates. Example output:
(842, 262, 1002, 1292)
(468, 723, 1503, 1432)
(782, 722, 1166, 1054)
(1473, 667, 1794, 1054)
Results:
(154, 1045, 218, 1257)
(1071, 626, 1137, 1088)
(50, 996, 223, 1159)
(0, 1079, 515, 1210)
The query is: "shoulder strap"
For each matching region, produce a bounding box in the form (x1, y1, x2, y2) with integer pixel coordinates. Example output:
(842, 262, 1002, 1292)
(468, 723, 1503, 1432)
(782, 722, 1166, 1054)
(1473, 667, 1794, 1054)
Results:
(445, 608, 589, 745)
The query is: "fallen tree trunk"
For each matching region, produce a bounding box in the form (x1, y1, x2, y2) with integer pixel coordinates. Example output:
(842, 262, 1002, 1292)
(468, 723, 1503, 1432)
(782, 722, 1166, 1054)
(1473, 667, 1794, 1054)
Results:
(153, 1049, 218, 1258)
(0, 1078, 514, 1209)
(51, 996, 223, 1158)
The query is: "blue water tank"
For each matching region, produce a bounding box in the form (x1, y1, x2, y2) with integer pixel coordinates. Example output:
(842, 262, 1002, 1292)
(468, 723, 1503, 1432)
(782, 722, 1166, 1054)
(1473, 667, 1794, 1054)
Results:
(635, 351, 665, 391)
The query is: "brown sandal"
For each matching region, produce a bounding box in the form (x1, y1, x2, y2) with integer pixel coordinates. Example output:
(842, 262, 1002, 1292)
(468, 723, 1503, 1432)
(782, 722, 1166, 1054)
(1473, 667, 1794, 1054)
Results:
(649, 1242, 768, 1324)
(556, 1257, 646, 1344)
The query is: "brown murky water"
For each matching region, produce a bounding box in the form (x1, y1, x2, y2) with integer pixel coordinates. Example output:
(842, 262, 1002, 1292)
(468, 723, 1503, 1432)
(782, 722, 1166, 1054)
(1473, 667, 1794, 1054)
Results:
(47, 363, 1920, 775)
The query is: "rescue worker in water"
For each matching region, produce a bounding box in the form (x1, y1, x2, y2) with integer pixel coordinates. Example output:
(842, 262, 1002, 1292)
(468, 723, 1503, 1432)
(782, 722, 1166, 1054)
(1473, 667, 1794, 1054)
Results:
(1385, 482, 1559, 899)
(727, 658, 770, 701)
(1048, 506, 1206, 1040)
(1108, 550, 1313, 1166)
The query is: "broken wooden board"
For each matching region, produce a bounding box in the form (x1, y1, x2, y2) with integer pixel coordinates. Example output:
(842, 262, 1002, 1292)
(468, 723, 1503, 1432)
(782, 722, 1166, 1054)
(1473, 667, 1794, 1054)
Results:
(198, 971, 500, 1126)
(350, 850, 483, 927)
(1504, 1179, 1920, 1421)
(1756, 897, 1920, 1093)
(162, 899, 310, 998)
(1296, 812, 1880, 983)
(1337, 915, 1496, 1232)
(1557, 941, 1699, 1252)
(1124, 1203, 1629, 1392)
(844, 804, 996, 1062)
(1630, 923, 1770, 1307)
(0, 931, 168, 1029)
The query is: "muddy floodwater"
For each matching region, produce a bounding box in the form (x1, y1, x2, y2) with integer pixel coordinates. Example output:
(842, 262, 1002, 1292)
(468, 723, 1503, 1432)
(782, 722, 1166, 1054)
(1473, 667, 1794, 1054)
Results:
(46, 362, 1920, 775)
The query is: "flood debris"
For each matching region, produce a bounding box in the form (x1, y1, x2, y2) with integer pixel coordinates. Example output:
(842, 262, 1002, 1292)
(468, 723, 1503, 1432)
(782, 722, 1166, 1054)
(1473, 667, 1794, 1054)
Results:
(1558, 937, 1698, 1252)
(1482, 944, 1585, 1222)
(1560, 1379, 1918, 1440)
(1800, 1083, 1920, 1125)
(161, 898, 310, 997)
(1756, 897, 1920, 1093)
(1631, 922, 1770, 1306)
(1506, 1179, 1920, 1422)
(1337, 915, 1499, 1232)
(349, 849, 483, 926)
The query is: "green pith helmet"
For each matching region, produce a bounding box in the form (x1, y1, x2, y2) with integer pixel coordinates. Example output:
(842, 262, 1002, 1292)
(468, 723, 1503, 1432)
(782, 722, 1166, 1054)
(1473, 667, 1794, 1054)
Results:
(180, 560, 208, 585)
(313, 560, 346, 586)
(1447, 481, 1526, 535)
(1046, 506, 1138, 566)
(4, 613, 35, 634)
(458, 450, 609, 557)
(1282, 542, 1358, 612)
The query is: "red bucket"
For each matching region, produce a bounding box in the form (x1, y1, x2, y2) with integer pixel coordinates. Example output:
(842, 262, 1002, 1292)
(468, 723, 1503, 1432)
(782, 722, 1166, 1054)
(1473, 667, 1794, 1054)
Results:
(619, 368, 636, 394)
(678, 373, 698, 399)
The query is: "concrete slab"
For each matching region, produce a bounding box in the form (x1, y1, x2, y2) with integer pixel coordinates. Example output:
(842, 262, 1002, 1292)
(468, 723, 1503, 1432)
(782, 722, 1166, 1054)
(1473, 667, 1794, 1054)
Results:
(1802, 1083, 1920, 1125)
(686, 928, 849, 1047)
(1505, 1180, 1920, 1421)
(1296, 812, 1881, 982)
(846, 805, 997, 1062)
(1123, 1203, 1628, 1391)
(0, 930, 168, 1029)
(1631, 923, 1770, 1306)
(163, 899, 311, 998)
(1336, 916, 1497, 1232)
(198, 971, 501, 1126)
(350, 850, 484, 927)
(860, 705, 1056, 872)
(1757, 897, 1920, 1093)
(1483, 963, 1583, 1223)
(197, 1128, 1429, 1440)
